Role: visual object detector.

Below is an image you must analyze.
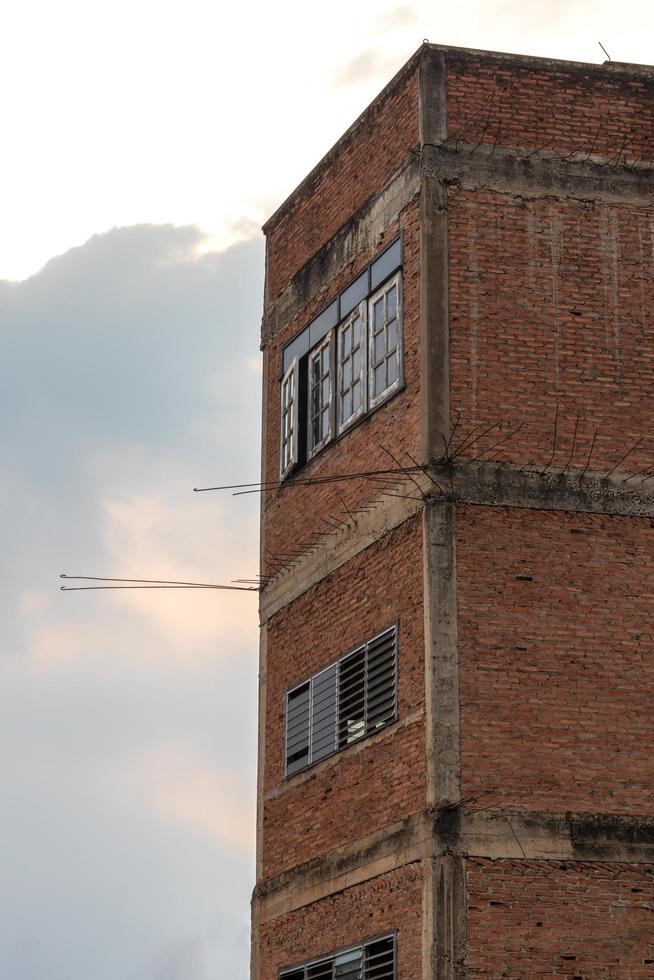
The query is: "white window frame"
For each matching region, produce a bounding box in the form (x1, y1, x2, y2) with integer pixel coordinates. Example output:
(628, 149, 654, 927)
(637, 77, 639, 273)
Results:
(307, 334, 334, 460)
(336, 301, 367, 434)
(279, 358, 299, 480)
(368, 272, 403, 411)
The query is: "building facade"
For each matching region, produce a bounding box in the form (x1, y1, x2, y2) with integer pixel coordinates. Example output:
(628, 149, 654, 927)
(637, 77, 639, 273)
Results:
(252, 44, 654, 978)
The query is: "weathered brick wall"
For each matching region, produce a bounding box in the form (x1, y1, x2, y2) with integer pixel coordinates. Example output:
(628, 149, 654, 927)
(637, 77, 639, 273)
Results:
(263, 516, 424, 878)
(449, 188, 654, 478)
(263, 203, 421, 566)
(457, 505, 654, 814)
(259, 863, 423, 980)
(467, 858, 654, 978)
(264, 67, 419, 300)
(445, 51, 654, 160)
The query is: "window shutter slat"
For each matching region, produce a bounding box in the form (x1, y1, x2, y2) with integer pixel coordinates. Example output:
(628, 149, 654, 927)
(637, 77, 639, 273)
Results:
(363, 937, 395, 979)
(285, 682, 310, 776)
(310, 664, 337, 763)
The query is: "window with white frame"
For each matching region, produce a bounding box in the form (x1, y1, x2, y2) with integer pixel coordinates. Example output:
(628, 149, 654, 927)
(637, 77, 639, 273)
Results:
(284, 624, 398, 777)
(337, 303, 366, 431)
(278, 238, 403, 479)
(280, 934, 396, 980)
(280, 359, 298, 478)
(308, 335, 333, 457)
(369, 274, 401, 408)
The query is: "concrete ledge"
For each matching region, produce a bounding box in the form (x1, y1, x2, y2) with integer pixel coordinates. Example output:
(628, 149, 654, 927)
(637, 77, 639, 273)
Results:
(423, 142, 654, 207)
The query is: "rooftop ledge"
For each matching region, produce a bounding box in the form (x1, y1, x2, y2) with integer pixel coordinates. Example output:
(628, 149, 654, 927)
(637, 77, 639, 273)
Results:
(262, 42, 654, 236)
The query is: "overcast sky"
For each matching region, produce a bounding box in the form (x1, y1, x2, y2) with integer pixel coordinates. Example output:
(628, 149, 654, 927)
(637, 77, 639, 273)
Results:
(2, 2, 653, 978)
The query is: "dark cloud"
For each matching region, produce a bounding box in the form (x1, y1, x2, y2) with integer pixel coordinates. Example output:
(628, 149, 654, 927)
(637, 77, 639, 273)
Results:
(1, 225, 263, 979)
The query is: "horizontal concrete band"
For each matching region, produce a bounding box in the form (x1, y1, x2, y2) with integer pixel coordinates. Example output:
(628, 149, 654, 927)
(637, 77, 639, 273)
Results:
(262, 158, 421, 349)
(260, 463, 654, 621)
(254, 806, 654, 924)
(422, 142, 654, 206)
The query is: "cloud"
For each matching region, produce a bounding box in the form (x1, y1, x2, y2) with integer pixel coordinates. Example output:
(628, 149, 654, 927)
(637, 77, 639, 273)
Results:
(132, 745, 255, 852)
(0, 224, 263, 979)
(332, 49, 405, 89)
(374, 4, 419, 32)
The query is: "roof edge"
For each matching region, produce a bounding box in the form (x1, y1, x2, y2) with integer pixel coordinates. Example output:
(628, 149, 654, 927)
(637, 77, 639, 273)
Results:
(262, 42, 654, 236)
(262, 43, 427, 236)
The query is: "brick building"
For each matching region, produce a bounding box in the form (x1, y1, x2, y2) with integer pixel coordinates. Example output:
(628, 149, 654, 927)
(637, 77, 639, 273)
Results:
(252, 43, 654, 978)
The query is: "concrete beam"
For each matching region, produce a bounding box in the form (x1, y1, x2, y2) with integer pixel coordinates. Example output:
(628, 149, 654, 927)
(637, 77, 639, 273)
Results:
(437, 806, 654, 864)
(422, 142, 654, 207)
(254, 804, 654, 929)
(435, 461, 654, 519)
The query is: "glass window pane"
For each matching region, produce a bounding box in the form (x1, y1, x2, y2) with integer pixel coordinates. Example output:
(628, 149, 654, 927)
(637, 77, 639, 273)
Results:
(387, 351, 398, 385)
(352, 315, 360, 345)
(322, 377, 330, 403)
(342, 326, 352, 355)
(387, 318, 397, 351)
(342, 391, 352, 421)
(374, 364, 385, 395)
(352, 380, 361, 411)
(374, 332, 385, 364)
(352, 348, 361, 377)
(373, 298, 384, 329)
(343, 360, 352, 388)
(322, 346, 329, 373)
(387, 285, 397, 318)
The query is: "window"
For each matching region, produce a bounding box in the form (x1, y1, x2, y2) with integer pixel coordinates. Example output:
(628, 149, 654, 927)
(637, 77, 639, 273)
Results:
(369, 275, 402, 409)
(279, 239, 403, 479)
(280, 934, 396, 980)
(280, 359, 299, 478)
(308, 335, 333, 458)
(284, 625, 398, 777)
(337, 303, 366, 431)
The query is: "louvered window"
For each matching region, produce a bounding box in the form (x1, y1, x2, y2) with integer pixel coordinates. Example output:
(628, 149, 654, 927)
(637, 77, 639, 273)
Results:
(280, 934, 395, 980)
(285, 625, 397, 777)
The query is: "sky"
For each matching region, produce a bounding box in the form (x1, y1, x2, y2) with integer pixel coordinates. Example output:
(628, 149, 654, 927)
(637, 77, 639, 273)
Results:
(2, 2, 653, 978)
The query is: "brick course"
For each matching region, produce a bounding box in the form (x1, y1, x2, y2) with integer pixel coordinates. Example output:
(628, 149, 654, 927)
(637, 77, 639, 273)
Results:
(457, 505, 654, 815)
(449, 189, 654, 478)
(445, 52, 654, 160)
(467, 858, 654, 978)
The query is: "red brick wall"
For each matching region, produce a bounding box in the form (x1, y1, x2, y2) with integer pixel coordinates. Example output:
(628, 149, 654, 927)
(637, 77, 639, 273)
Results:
(263, 203, 421, 566)
(467, 858, 654, 978)
(457, 505, 654, 815)
(445, 52, 654, 160)
(265, 69, 419, 300)
(259, 863, 423, 980)
(449, 188, 654, 478)
(263, 516, 424, 878)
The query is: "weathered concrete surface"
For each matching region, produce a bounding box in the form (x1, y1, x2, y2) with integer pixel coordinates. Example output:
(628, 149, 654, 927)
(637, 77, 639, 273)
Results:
(423, 502, 461, 807)
(423, 142, 654, 207)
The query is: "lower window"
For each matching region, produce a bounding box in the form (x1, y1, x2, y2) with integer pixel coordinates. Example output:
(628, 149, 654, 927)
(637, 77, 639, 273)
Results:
(285, 624, 398, 777)
(280, 933, 396, 980)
